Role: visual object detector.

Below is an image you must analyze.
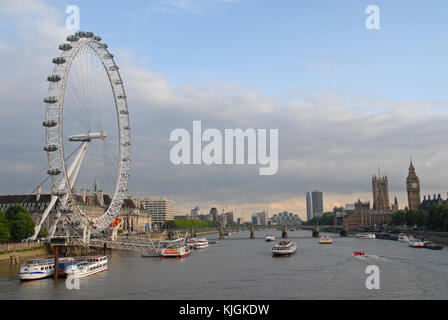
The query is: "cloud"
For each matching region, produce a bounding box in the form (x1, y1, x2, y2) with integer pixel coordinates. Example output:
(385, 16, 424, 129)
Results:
(1, 0, 448, 222)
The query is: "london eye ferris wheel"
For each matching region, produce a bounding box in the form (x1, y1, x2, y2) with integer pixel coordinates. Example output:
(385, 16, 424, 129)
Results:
(32, 31, 131, 241)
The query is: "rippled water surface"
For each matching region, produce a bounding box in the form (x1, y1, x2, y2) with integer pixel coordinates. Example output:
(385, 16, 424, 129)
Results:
(1, 229, 447, 299)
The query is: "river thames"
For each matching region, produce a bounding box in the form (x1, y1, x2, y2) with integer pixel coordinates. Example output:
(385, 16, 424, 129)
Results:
(1, 229, 447, 299)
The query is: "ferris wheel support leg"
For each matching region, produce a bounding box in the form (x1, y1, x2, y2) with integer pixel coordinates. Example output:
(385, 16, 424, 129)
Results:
(69, 142, 88, 189)
(111, 225, 118, 241)
(82, 224, 91, 244)
(30, 194, 58, 241)
(45, 142, 89, 239)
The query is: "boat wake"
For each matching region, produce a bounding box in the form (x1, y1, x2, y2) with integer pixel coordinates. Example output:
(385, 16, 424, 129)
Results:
(353, 254, 389, 261)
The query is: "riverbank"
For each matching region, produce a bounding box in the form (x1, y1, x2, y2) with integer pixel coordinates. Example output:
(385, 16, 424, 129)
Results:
(0, 243, 50, 263)
(407, 230, 448, 245)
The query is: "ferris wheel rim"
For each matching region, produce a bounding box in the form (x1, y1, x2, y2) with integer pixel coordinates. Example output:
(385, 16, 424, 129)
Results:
(43, 31, 131, 232)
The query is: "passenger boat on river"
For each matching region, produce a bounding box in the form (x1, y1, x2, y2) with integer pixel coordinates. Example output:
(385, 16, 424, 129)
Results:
(66, 256, 108, 278)
(272, 241, 297, 256)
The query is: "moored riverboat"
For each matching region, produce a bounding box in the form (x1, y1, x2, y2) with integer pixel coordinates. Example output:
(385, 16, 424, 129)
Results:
(18, 258, 55, 281)
(57, 257, 77, 278)
(356, 233, 376, 239)
(160, 238, 191, 258)
(423, 240, 443, 250)
(66, 255, 108, 278)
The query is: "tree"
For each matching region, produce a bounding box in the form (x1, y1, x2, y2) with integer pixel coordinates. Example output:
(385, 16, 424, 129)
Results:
(0, 211, 10, 243)
(38, 229, 48, 238)
(5, 206, 35, 242)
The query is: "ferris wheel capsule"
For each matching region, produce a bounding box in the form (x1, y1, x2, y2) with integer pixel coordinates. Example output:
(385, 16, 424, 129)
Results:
(43, 96, 58, 104)
(59, 43, 72, 51)
(66, 35, 79, 42)
(42, 120, 57, 127)
(52, 57, 66, 64)
(43, 144, 58, 152)
(47, 75, 61, 82)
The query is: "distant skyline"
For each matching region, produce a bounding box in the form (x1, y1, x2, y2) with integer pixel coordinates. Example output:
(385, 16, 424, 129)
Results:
(1, 0, 448, 222)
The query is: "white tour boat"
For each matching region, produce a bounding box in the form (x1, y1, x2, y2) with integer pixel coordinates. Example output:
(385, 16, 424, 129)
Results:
(319, 236, 333, 244)
(18, 258, 55, 281)
(194, 238, 209, 249)
(66, 255, 108, 278)
(272, 240, 297, 256)
(265, 235, 276, 241)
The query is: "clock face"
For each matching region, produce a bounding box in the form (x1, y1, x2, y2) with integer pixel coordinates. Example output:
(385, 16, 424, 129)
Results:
(411, 182, 418, 188)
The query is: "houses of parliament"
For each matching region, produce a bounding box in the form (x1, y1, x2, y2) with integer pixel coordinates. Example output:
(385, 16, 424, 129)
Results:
(335, 160, 432, 226)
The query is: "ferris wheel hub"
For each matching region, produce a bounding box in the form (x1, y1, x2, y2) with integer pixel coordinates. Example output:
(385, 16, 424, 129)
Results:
(69, 131, 106, 142)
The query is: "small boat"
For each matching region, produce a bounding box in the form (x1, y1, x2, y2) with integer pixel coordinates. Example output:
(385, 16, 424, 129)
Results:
(265, 235, 276, 241)
(18, 258, 55, 281)
(194, 238, 209, 249)
(352, 250, 365, 256)
(423, 240, 443, 250)
(66, 256, 108, 278)
(409, 239, 424, 248)
(356, 233, 376, 239)
(57, 257, 77, 278)
(272, 240, 297, 256)
(319, 236, 333, 244)
(398, 233, 411, 242)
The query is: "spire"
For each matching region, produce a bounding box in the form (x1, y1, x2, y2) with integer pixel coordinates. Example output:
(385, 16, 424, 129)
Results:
(409, 158, 415, 171)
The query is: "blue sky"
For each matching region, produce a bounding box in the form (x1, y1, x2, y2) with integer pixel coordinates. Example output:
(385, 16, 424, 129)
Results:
(53, 0, 448, 102)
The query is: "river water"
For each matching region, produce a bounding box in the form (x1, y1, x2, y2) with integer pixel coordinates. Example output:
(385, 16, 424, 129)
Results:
(1, 229, 448, 299)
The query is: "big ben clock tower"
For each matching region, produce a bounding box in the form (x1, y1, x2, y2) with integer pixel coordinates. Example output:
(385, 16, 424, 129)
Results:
(406, 160, 421, 210)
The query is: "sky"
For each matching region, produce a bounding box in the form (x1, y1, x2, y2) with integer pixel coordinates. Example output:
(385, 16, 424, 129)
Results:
(1, 0, 448, 221)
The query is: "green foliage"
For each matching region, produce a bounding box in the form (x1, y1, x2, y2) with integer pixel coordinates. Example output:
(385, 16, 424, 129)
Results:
(5, 206, 35, 242)
(0, 211, 10, 243)
(37, 229, 48, 238)
(5, 205, 28, 221)
(391, 204, 448, 231)
(303, 212, 334, 225)
(164, 218, 218, 230)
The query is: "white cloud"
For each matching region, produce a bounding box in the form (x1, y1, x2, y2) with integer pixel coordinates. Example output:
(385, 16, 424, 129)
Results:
(1, 0, 448, 222)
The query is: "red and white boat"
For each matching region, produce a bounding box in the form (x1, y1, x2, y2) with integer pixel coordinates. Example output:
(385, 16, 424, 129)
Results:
(352, 250, 365, 256)
(160, 239, 191, 258)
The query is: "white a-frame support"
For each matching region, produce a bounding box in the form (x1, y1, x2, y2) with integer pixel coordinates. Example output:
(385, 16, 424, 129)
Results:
(31, 141, 89, 240)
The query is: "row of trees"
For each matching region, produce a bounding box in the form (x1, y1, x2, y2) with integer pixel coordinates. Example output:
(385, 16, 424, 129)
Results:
(0, 205, 37, 243)
(302, 212, 335, 226)
(164, 218, 219, 230)
(391, 204, 448, 231)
